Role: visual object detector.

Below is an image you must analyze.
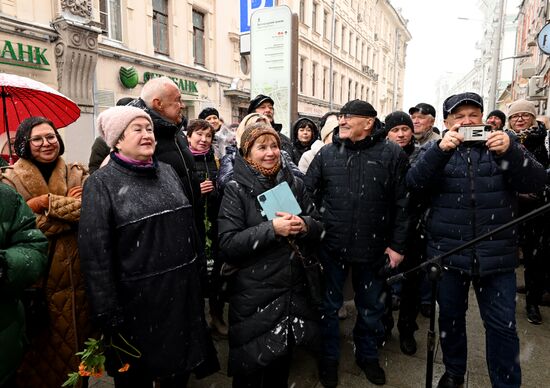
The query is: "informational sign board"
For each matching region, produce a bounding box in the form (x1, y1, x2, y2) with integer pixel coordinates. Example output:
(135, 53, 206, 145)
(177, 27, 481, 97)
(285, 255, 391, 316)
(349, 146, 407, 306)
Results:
(250, 6, 297, 138)
(240, 0, 274, 54)
(537, 22, 550, 55)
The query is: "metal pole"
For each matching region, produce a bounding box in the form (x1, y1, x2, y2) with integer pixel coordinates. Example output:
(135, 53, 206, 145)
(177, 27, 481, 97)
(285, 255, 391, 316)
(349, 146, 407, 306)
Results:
(329, 0, 336, 111)
(1, 86, 13, 165)
(488, 0, 505, 112)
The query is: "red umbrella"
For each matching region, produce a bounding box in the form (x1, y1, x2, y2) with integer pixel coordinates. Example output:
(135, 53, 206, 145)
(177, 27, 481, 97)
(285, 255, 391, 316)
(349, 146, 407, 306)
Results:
(0, 73, 80, 164)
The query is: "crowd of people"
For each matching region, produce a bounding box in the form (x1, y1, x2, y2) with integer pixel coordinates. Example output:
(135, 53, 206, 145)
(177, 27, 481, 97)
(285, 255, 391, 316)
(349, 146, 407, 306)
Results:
(0, 76, 549, 388)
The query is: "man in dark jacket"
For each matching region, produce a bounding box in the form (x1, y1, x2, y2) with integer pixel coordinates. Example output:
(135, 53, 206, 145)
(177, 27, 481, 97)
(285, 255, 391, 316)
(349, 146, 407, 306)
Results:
(129, 77, 203, 239)
(306, 100, 410, 387)
(248, 94, 294, 155)
(407, 92, 546, 388)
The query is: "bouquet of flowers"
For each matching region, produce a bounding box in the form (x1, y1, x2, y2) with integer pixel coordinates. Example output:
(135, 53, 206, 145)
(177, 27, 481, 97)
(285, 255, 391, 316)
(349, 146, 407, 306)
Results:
(62, 333, 141, 387)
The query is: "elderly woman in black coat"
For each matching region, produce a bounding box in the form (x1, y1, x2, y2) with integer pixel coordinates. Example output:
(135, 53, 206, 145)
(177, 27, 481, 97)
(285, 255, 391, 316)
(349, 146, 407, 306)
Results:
(218, 122, 322, 388)
(78, 106, 218, 388)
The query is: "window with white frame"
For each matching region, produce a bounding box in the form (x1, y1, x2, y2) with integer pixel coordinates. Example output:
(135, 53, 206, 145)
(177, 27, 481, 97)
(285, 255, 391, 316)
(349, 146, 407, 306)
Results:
(99, 0, 122, 41)
(193, 10, 205, 66)
(153, 0, 169, 54)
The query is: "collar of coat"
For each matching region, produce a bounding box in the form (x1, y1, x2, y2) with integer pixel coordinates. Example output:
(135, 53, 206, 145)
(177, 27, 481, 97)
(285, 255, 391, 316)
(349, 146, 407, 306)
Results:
(2, 157, 69, 198)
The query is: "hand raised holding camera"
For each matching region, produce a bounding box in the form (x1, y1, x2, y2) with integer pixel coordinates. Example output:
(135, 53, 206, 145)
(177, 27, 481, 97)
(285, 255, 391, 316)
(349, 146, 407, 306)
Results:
(486, 131, 510, 155)
(439, 125, 464, 152)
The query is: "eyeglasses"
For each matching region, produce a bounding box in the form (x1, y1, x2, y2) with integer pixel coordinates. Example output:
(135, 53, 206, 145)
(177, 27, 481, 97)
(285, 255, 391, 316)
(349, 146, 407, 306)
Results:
(337, 113, 369, 121)
(27, 134, 58, 147)
(509, 113, 532, 122)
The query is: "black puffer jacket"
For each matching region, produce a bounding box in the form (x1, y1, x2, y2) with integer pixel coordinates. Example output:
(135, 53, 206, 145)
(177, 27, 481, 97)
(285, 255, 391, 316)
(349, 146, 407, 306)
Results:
(79, 154, 217, 377)
(218, 154, 322, 376)
(305, 121, 410, 264)
(515, 121, 549, 168)
(406, 137, 546, 276)
(191, 148, 219, 245)
(130, 98, 203, 235)
(290, 118, 319, 164)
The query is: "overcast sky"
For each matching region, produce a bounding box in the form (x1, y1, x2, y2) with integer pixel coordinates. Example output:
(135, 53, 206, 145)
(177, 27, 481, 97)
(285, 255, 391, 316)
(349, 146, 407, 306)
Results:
(390, 0, 485, 110)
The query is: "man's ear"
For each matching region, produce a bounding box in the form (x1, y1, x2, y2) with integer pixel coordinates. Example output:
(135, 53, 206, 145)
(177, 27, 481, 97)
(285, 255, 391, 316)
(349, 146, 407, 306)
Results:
(151, 97, 163, 112)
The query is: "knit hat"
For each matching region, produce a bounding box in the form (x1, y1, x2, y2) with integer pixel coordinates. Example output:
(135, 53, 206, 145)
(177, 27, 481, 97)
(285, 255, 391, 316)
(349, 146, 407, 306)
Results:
(240, 124, 281, 157)
(248, 94, 275, 114)
(507, 99, 536, 118)
(486, 109, 506, 125)
(320, 115, 338, 142)
(14, 116, 65, 160)
(97, 106, 154, 148)
(384, 111, 414, 132)
(340, 99, 377, 117)
(198, 107, 220, 120)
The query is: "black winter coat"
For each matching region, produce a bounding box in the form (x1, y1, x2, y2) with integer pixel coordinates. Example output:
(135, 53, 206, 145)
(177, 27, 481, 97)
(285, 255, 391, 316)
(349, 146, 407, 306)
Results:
(218, 154, 322, 376)
(79, 155, 217, 377)
(88, 137, 110, 174)
(406, 137, 546, 276)
(305, 122, 410, 264)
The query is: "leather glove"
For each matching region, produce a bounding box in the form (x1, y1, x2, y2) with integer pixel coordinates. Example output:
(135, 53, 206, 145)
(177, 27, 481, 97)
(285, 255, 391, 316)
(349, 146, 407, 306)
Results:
(26, 194, 49, 214)
(67, 186, 83, 199)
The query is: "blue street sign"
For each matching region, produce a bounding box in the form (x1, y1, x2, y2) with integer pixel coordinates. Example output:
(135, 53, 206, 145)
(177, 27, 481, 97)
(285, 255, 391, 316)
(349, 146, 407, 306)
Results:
(240, 0, 274, 33)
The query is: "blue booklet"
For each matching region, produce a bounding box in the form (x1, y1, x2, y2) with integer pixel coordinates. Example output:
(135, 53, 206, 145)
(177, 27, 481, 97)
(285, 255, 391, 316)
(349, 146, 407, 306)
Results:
(257, 181, 302, 220)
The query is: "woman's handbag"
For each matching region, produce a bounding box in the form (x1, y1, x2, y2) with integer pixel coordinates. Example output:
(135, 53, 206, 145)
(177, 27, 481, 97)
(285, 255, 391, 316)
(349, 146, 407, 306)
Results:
(287, 238, 325, 310)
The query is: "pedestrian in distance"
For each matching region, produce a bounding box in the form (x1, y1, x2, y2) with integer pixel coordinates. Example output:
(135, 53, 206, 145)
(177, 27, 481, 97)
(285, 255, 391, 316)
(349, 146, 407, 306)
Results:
(290, 117, 319, 164)
(306, 99, 410, 387)
(298, 111, 338, 174)
(486, 109, 507, 131)
(407, 92, 546, 388)
(79, 106, 219, 388)
(409, 102, 441, 146)
(218, 122, 323, 388)
(0, 183, 48, 388)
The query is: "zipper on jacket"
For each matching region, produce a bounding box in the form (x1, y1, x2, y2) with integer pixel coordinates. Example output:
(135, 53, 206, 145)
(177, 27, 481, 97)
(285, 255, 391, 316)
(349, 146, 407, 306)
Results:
(466, 148, 480, 275)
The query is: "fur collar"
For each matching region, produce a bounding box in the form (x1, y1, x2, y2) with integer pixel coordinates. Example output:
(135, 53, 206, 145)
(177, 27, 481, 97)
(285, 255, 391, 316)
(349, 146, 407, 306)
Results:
(3, 157, 69, 199)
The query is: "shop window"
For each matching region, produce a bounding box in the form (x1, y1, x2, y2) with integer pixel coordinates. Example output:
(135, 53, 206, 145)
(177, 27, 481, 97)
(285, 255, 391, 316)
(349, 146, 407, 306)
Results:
(153, 0, 169, 55)
(193, 10, 205, 66)
(99, 0, 122, 41)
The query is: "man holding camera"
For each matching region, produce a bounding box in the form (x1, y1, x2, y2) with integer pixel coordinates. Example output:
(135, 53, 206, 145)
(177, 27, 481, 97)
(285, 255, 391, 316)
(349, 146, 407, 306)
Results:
(306, 100, 409, 387)
(407, 92, 545, 388)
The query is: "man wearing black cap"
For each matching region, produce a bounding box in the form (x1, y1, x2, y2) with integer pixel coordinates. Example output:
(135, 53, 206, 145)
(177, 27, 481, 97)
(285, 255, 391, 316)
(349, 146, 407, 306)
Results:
(306, 100, 410, 387)
(486, 109, 506, 131)
(248, 94, 293, 155)
(407, 92, 546, 388)
(409, 102, 441, 146)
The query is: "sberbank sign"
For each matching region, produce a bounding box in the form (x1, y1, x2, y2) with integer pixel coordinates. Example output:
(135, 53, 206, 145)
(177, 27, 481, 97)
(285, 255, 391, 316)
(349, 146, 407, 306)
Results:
(144, 71, 198, 95)
(0, 39, 50, 71)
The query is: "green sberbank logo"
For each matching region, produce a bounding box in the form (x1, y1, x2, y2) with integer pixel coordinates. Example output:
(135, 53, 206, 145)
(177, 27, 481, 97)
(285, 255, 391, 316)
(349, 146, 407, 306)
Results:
(119, 66, 139, 88)
(117, 66, 199, 95)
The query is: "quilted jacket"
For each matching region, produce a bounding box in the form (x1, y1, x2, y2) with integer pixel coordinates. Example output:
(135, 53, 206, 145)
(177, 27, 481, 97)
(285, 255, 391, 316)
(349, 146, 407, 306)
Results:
(1, 157, 91, 388)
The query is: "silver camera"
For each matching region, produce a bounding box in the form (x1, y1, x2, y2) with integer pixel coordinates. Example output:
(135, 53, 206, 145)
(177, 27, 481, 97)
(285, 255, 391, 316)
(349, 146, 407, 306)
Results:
(458, 125, 493, 142)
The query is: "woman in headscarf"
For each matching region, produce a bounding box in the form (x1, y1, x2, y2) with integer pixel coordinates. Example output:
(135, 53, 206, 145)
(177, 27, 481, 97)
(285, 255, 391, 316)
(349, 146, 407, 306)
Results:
(218, 122, 322, 387)
(290, 118, 319, 164)
(79, 106, 218, 387)
(0, 116, 91, 388)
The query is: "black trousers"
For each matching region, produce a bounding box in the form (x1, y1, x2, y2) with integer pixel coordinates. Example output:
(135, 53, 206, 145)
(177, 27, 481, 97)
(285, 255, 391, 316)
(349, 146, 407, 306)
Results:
(232, 353, 292, 388)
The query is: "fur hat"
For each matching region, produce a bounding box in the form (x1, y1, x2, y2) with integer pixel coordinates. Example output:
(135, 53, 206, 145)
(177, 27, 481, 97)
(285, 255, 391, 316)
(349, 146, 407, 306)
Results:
(384, 111, 414, 132)
(14, 116, 65, 160)
(97, 106, 154, 148)
(320, 115, 338, 142)
(507, 99, 536, 118)
(240, 124, 281, 157)
(198, 107, 220, 120)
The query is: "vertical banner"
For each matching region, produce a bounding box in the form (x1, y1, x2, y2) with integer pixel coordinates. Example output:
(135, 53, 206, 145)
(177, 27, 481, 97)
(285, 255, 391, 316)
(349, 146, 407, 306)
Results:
(250, 6, 297, 138)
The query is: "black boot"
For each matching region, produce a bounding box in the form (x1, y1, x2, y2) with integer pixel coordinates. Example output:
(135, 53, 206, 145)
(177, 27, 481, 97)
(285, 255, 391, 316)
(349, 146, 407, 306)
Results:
(526, 304, 542, 325)
(318, 358, 338, 388)
(437, 372, 464, 388)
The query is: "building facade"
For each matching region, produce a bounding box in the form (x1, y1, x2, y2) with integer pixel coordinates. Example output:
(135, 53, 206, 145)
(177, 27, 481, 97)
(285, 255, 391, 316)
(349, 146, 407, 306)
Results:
(0, 0, 409, 163)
